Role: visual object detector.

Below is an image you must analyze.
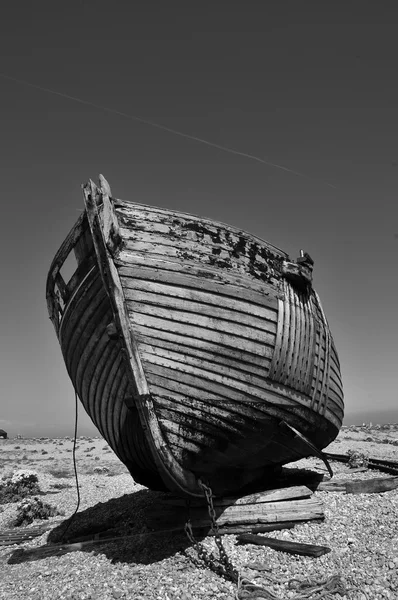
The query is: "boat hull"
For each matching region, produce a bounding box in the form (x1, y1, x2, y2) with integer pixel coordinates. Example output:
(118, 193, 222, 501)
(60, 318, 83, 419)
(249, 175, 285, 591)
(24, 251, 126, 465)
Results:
(47, 178, 344, 497)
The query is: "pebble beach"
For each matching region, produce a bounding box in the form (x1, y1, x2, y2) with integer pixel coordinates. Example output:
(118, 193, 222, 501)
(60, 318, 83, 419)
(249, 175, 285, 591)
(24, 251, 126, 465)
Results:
(1, 424, 397, 600)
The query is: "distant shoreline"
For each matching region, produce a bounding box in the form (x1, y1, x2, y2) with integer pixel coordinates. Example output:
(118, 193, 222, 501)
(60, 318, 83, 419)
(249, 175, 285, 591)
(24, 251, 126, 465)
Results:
(3, 410, 398, 439)
(343, 409, 398, 426)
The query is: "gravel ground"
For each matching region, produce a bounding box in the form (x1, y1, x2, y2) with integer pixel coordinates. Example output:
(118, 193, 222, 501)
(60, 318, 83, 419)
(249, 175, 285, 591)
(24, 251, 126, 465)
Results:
(1, 428, 398, 599)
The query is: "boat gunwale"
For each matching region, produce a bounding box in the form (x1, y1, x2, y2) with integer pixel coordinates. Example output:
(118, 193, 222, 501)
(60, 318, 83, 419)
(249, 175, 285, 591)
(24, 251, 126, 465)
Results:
(114, 197, 289, 259)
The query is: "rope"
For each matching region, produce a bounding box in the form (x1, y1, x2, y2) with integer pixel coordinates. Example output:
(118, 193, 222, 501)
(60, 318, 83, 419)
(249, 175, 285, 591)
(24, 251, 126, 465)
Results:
(60, 389, 81, 542)
(236, 572, 347, 599)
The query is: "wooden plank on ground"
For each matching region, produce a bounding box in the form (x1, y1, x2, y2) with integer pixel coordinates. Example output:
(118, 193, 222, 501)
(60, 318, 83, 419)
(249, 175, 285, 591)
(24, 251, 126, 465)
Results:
(163, 486, 313, 507)
(346, 477, 398, 494)
(236, 533, 331, 557)
(317, 480, 347, 492)
(317, 476, 398, 494)
(0, 521, 63, 547)
(197, 521, 302, 536)
(147, 497, 324, 530)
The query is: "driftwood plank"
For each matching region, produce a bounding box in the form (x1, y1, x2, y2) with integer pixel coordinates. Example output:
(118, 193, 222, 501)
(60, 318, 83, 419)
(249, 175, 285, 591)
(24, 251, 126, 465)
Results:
(236, 534, 331, 557)
(189, 510, 323, 528)
(317, 480, 347, 492)
(197, 522, 304, 536)
(0, 522, 63, 547)
(147, 498, 324, 530)
(163, 486, 313, 508)
(190, 499, 323, 520)
(346, 477, 398, 494)
(317, 477, 398, 494)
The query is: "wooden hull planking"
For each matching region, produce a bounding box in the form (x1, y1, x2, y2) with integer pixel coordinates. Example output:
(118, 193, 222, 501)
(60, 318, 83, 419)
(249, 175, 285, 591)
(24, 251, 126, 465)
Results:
(46, 176, 344, 497)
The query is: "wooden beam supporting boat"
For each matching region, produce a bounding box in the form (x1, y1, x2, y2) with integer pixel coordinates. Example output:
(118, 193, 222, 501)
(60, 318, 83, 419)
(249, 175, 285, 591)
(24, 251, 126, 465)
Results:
(146, 485, 324, 533)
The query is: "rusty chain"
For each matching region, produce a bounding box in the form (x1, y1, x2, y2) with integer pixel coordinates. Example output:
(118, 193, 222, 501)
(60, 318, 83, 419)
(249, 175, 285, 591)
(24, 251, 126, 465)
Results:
(184, 479, 239, 583)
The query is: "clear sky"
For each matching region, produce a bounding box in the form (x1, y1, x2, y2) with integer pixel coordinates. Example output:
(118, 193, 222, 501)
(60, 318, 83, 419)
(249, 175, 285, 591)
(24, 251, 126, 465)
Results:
(0, 2, 397, 436)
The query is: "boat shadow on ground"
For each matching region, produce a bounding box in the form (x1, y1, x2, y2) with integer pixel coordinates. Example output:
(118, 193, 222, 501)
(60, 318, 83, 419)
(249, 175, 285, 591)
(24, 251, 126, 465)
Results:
(7, 466, 325, 566)
(7, 487, 207, 566)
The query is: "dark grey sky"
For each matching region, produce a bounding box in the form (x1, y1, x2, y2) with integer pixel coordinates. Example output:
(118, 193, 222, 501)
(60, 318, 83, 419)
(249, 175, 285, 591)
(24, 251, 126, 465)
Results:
(1, 2, 397, 435)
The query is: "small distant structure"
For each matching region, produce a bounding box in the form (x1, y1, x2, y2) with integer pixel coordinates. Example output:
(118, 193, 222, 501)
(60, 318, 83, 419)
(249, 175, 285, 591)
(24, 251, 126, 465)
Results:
(0, 429, 8, 439)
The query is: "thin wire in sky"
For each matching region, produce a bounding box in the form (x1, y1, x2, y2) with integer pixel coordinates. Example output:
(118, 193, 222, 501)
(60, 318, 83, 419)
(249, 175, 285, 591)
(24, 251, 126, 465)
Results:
(0, 72, 337, 189)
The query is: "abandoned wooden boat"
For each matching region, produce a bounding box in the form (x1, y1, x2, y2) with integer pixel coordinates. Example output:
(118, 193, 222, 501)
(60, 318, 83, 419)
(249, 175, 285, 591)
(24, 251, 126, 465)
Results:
(46, 175, 344, 498)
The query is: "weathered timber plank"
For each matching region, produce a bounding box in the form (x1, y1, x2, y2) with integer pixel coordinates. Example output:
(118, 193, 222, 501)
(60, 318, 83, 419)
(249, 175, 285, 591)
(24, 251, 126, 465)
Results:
(150, 385, 271, 434)
(73, 223, 94, 264)
(163, 486, 313, 507)
(330, 356, 343, 389)
(216, 486, 313, 506)
(59, 270, 104, 349)
(324, 385, 343, 406)
(275, 297, 290, 381)
(137, 334, 272, 377)
(118, 222, 280, 264)
(158, 414, 269, 463)
(127, 303, 276, 344)
(150, 511, 324, 529)
(73, 304, 113, 392)
(116, 257, 280, 304)
(289, 290, 301, 387)
(85, 337, 116, 440)
(236, 534, 330, 557)
(115, 203, 287, 258)
(120, 236, 279, 282)
(146, 371, 319, 446)
(142, 357, 310, 410)
(157, 427, 205, 453)
(131, 313, 273, 357)
(346, 477, 398, 494)
(66, 255, 96, 299)
(100, 175, 121, 255)
(284, 287, 297, 386)
(0, 522, 63, 547)
(91, 344, 121, 450)
(316, 480, 347, 492)
(100, 353, 125, 455)
(325, 400, 344, 425)
(134, 323, 273, 363)
(143, 362, 313, 416)
(111, 380, 130, 465)
(193, 499, 323, 519)
(140, 348, 275, 394)
(329, 375, 344, 400)
(121, 278, 278, 320)
(315, 477, 398, 493)
(198, 522, 300, 535)
(153, 396, 245, 437)
(67, 297, 110, 383)
(304, 298, 316, 391)
(147, 499, 324, 528)
(124, 288, 277, 333)
(79, 322, 113, 419)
